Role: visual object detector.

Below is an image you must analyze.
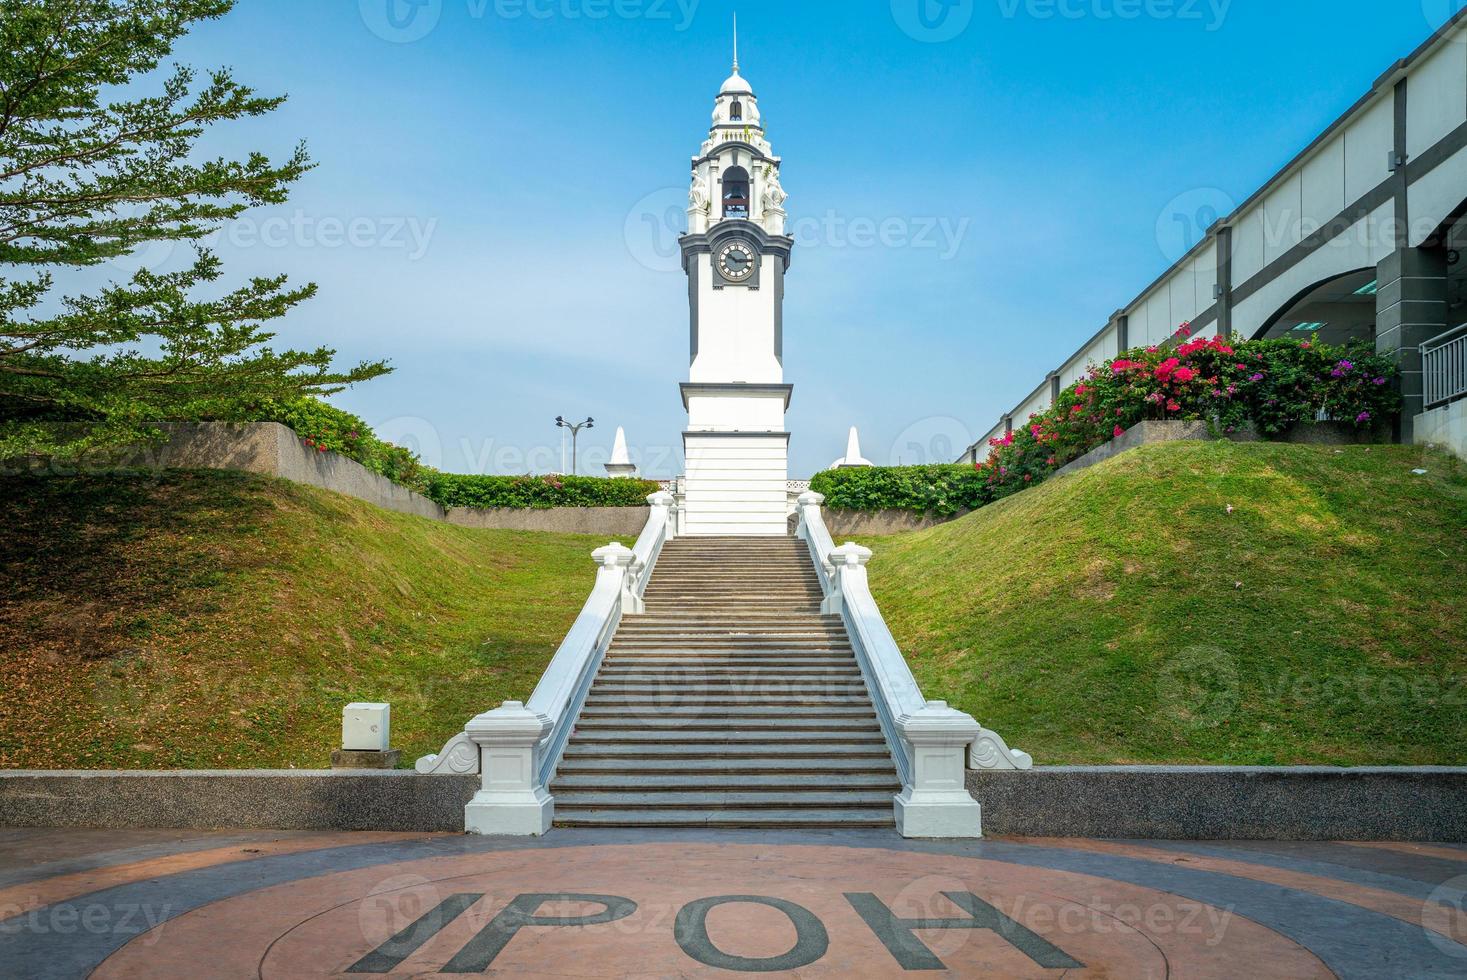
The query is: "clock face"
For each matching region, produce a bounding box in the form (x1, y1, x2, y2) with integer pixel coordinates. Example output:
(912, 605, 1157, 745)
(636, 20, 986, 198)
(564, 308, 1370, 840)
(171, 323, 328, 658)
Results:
(718, 243, 756, 281)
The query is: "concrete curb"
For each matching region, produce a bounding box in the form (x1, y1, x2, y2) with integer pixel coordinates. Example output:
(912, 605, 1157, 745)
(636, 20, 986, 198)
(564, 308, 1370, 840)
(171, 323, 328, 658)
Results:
(3, 768, 1463, 839)
(0, 771, 478, 833)
(969, 766, 1467, 841)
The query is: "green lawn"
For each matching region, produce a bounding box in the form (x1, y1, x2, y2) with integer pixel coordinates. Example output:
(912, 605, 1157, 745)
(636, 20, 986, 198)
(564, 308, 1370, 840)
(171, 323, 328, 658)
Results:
(0, 470, 628, 770)
(865, 441, 1467, 766)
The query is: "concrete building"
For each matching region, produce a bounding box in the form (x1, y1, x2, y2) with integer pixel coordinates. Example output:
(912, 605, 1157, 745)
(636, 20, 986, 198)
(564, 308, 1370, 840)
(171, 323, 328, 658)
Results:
(962, 11, 1467, 463)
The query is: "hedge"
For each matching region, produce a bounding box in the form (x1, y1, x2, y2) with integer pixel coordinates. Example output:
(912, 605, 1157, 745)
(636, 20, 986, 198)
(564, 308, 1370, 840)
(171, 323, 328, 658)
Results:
(809, 465, 991, 516)
(424, 473, 661, 510)
(244, 398, 658, 509)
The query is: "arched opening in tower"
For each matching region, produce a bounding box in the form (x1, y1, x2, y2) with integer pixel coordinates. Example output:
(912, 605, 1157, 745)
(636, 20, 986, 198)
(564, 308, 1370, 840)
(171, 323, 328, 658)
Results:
(722, 167, 750, 219)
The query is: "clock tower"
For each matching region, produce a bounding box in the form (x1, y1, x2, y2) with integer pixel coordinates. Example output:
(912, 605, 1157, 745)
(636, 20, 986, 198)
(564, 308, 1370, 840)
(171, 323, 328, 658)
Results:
(679, 35, 794, 536)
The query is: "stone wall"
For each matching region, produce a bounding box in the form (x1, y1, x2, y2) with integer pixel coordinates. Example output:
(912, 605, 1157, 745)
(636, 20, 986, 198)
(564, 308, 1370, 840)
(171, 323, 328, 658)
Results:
(1415, 399, 1467, 461)
(4, 767, 1463, 839)
(968, 766, 1467, 841)
(1054, 419, 1393, 479)
(0, 771, 477, 833)
(109, 422, 647, 536)
(818, 509, 970, 538)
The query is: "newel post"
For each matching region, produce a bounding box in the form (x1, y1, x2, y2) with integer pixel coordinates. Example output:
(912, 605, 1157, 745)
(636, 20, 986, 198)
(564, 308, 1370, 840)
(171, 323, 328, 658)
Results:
(648, 490, 676, 542)
(795, 490, 824, 541)
(824, 541, 871, 615)
(896, 701, 984, 838)
(594, 541, 642, 616)
(463, 701, 554, 836)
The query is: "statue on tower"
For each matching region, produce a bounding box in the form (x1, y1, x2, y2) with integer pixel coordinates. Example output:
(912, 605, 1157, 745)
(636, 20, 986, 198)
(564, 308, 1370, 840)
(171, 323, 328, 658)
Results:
(688, 168, 711, 234)
(760, 164, 787, 235)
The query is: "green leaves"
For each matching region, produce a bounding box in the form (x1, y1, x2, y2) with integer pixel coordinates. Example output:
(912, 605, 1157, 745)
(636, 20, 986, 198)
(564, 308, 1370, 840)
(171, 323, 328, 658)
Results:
(423, 474, 663, 511)
(809, 465, 991, 516)
(0, 0, 386, 460)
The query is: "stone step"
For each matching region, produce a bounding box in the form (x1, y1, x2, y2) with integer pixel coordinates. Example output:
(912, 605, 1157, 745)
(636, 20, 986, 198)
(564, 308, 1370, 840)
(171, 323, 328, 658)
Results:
(611, 642, 853, 651)
(573, 716, 880, 730)
(583, 695, 872, 708)
(552, 773, 901, 791)
(567, 730, 885, 744)
(597, 668, 863, 679)
(605, 660, 855, 672)
(602, 656, 859, 664)
(617, 624, 845, 633)
(623, 616, 842, 624)
(640, 605, 825, 613)
(577, 706, 877, 719)
(562, 743, 890, 758)
(583, 680, 868, 695)
(554, 808, 893, 828)
(553, 791, 893, 808)
(555, 757, 896, 774)
(605, 662, 856, 673)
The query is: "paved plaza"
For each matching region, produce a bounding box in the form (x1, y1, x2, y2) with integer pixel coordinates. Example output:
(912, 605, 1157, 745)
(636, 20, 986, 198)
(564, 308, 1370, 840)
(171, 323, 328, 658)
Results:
(1, 829, 1464, 977)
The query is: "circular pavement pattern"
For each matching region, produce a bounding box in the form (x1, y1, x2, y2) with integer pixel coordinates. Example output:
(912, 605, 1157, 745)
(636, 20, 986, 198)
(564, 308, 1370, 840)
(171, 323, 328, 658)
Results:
(2, 831, 1464, 978)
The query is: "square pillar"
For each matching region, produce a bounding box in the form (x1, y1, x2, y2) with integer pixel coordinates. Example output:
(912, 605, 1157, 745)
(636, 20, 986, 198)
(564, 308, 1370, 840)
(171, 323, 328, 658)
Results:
(895, 701, 983, 838)
(1377, 246, 1450, 440)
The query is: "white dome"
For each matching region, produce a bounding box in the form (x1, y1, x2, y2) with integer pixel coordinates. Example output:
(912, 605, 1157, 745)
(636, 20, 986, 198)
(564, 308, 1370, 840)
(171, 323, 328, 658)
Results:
(720, 69, 753, 95)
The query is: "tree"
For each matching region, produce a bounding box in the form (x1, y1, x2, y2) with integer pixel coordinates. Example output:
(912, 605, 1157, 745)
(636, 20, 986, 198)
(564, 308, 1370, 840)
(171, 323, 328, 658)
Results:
(0, 0, 389, 460)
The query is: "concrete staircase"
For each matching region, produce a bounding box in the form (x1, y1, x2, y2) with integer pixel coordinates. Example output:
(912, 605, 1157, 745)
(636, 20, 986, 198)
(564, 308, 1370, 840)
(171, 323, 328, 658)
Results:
(552, 536, 899, 828)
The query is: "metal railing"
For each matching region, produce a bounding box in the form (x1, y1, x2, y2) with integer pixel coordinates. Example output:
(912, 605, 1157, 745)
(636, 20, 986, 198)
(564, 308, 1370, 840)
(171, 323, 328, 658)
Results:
(1424, 323, 1467, 410)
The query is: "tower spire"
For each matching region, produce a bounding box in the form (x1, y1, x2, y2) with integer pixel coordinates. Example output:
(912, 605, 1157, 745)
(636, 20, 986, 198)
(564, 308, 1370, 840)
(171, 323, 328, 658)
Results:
(732, 12, 739, 72)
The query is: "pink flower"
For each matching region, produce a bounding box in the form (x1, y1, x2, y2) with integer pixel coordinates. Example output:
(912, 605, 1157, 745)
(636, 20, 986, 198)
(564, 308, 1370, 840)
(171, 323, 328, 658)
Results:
(1166, 400, 1181, 412)
(1173, 367, 1196, 383)
(1114, 425, 1125, 437)
(1356, 412, 1372, 424)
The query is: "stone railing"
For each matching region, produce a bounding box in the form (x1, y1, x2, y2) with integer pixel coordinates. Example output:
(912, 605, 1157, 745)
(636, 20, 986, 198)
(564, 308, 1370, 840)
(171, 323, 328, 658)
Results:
(795, 491, 1030, 838)
(415, 491, 676, 835)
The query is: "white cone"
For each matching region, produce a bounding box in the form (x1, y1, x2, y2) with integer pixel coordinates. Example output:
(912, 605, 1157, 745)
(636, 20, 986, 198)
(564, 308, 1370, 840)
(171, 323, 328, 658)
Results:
(831, 426, 873, 469)
(605, 427, 638, 478)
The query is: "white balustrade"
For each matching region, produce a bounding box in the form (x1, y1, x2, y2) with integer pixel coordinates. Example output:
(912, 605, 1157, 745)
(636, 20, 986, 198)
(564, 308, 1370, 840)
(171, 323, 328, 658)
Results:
(795, 491, 1031, 839)
(1424, 323, 1467, 410)
(417, 492, 677, 836)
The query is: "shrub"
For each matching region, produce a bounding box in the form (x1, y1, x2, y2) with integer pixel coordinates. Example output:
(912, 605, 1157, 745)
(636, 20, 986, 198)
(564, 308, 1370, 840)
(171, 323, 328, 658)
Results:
(424, 473, 661, 510)
(809, 465, 993, 516)
(977, 327, 1400, 501)
(812, 330, 1402, 515)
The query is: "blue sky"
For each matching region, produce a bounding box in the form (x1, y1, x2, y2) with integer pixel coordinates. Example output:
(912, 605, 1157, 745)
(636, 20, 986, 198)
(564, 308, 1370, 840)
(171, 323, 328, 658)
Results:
(108, 0, 1457, 476)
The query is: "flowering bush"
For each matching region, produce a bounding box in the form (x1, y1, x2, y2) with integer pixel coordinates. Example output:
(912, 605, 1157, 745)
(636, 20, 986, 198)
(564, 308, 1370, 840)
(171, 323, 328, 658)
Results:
(975, 327, 1400, 501)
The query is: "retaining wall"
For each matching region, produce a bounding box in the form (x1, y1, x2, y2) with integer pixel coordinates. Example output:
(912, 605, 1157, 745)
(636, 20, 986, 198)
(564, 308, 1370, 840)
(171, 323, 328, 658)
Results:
(1415, 400, 1467, 461)
(1053, 419, 1393, 479)
(4, 768, 1463, 839)
(969, 766, 1467, 841)
(88, 422, 646, 536)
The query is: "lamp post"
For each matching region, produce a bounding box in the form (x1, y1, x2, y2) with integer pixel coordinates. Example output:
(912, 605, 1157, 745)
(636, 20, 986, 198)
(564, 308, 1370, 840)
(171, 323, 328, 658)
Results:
(555, 416, 594, 475)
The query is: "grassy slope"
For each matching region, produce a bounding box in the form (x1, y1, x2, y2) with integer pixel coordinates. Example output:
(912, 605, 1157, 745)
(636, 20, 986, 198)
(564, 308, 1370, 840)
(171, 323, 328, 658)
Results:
(0, 470, 628, 770)
(867, 442, 1467, 766)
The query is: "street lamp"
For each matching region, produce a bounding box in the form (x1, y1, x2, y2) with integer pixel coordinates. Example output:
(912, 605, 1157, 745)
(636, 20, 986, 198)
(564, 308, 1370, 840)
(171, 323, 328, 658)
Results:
(555, 416, 594, 475)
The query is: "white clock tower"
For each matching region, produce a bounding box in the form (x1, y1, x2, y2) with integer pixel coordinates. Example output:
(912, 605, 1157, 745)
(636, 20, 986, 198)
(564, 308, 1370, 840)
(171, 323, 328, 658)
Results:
(679, 33, 794, 536)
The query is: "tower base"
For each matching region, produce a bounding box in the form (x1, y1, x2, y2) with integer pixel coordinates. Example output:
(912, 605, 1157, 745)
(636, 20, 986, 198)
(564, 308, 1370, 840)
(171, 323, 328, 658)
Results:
(682, 431, 790, 536)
